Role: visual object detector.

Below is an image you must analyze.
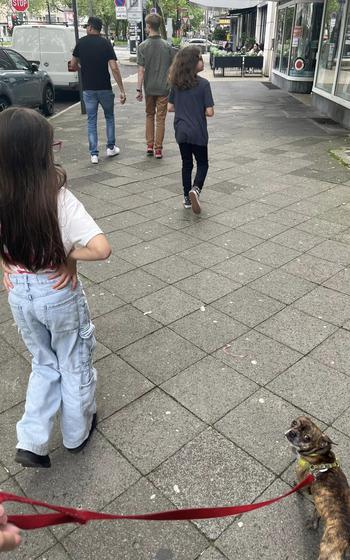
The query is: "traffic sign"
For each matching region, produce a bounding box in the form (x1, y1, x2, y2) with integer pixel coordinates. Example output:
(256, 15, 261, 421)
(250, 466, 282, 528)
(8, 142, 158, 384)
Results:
(115, 0, 126, 5)
(12, 0, 29, 12)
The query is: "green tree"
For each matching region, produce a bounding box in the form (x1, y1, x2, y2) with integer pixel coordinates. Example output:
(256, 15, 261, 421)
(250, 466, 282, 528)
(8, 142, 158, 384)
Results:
(146, 0, 204, 37)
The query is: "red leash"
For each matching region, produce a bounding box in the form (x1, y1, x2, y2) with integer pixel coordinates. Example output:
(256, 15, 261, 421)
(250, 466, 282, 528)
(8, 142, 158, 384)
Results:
(0, 474, 314, 530)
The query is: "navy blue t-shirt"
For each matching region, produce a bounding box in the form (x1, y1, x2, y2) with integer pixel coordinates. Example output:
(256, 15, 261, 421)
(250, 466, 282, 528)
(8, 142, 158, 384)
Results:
(168, 76, 214, 146)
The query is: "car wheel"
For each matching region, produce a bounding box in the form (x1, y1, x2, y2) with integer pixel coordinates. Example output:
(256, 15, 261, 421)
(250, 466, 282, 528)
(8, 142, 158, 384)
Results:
(0, 96, 10, 112)
(41, 84, 54, 116)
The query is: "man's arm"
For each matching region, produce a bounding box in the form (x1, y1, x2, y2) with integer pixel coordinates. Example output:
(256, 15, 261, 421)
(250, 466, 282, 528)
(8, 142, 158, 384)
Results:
(69, 55, 79, 71)
(167, 103, 175, 112)
(108, 59, 126, 104)
(136, 65, 145, 101)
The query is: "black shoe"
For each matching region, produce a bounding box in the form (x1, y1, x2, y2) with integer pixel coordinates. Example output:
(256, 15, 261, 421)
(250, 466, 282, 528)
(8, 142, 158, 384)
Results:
(15, 449, 51, 468)
(66, 413, 97, 454)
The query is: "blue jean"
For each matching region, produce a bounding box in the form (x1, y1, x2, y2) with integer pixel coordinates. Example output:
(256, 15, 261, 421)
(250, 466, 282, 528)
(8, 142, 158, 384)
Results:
(8, 274, 96, 455)
(83, 90, 116, 156)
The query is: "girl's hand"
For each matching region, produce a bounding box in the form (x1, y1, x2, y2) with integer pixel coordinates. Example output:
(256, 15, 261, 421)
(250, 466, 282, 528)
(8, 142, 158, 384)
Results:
(1, 261, 13, 291)
(0, 505, 21, 552)
(49, 257, 77, 290)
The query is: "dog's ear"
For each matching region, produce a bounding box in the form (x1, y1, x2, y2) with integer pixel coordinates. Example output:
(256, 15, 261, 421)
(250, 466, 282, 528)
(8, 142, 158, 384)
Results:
(320, 434, 335, 447)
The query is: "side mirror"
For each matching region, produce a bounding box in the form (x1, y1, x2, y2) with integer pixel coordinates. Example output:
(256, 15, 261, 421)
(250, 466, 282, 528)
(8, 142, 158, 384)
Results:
(30, 62, 39, 72)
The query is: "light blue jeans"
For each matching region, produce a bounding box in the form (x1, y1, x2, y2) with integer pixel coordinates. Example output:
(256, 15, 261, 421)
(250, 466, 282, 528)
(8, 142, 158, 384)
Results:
(8, 274, 96, 455)
(83, 90, 116, 156)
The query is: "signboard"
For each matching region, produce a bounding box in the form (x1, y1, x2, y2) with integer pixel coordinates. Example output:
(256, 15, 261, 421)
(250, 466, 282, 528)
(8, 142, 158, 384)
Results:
(115, 0, 127, 19)
(294, 57, 305, 72)
(12, 0, 29, 12)
(128, 0, 142, 23)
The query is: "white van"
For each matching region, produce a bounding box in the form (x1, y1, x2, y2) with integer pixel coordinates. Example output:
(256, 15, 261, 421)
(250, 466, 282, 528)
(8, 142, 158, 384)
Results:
(12, 24, 85, 90)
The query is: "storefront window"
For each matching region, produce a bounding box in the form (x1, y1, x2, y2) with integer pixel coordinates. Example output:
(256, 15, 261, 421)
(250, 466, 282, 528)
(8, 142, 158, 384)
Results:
(289, 3, 323, 77)
(274, 8, 285, 70)
(315, 0, 345, 93)
(335, 8, 350, 101)
(281, 7, 295, 73)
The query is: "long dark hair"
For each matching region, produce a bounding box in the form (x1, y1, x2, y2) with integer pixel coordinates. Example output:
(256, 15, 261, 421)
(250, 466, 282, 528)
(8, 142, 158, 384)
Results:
(169, 46, 201, 90)
(0, 108, 66, 271)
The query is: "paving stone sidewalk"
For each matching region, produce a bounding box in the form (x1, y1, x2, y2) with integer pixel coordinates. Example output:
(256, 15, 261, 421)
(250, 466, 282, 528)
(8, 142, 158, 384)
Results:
(2, 66, 350, 560)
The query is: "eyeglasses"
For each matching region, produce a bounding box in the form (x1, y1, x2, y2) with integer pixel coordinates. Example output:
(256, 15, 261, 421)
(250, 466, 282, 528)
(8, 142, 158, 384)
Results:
(52, 141, 63, 153)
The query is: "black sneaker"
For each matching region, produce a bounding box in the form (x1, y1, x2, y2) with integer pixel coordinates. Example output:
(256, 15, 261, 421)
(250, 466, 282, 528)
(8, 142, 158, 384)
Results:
(183, 196, 191, 209)
(66, 413, 97, 454)
(189, 186, 201, 214)
(15, 449, 51, 468)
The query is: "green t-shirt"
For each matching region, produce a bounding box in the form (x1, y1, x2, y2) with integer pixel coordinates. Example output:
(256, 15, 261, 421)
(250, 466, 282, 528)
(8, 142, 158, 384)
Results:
(137, 36, 174, 96)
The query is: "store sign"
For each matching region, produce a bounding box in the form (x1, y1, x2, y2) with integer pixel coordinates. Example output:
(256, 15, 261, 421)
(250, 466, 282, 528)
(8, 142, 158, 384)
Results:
(294, 57, 305, 72)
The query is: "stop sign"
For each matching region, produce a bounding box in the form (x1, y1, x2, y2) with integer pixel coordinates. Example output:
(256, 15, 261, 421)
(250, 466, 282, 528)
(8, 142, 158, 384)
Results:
(12, 0, 29, 12)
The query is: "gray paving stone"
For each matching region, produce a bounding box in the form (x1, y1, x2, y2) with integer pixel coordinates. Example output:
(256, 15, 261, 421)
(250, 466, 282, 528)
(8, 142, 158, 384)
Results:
(99, 389, 205, 474)
(281, 254, 344, 284)
(293, 286, 350, 326)
(0, 335, 17, 364)
(93, 340, 112, 362)
(63, 478, 207, 560)
(179, 242, 233, 268)
(0, 464, 9, 483)
(333, 408, 350, 438)
(267, 357, 350, 424)
(196, 548, 228, 560)
(323, 267, 350, 295)
(243, 241, 301, 268)
(214, 330, 302, 385)
(96, 354, 154, 420)
(116, 240, 171, 267)
(256, 307, 337, 354)
(120, 327, 205, 385)
(183, 221, 231, 241)
(106, 229, 142, 250)
(237, 217, 292, 239)
(171, 307, 249, 353)
(156, 211, 198, 230)
(175, 270, 239, 304)
(152, 231, 200, 254)
(211, 202, 275, 228)
(162, 355, 258, 424)
(211, 255, 271, 284)
(308, 239, 350, 265)
(84, 285, 124, 318)
(123, 220, 174, 241)
(249, 269, 316, 304)
(268, 208, 311, 227)
(0, 291, 14, 324)
(309, 328, 350, 375)
(212, 287, 285, 328)
(209, 230, 262, 253)
(134, 285, 202, 325)
(101, 269, 166, 303)
(36, 544, 72, 560)
(296, 217, 348, 238)
(78, 255, 135, 283)
(0, 356, 29, 413)
(272, 228, 324, 252)
(149, 428, 274, 540)
(96, 210, 148, 233)
(143, 255, 203, 283)
(215, 389, 307, 473)
(216, 479, 319, 560)
(93, 305, 161, 351)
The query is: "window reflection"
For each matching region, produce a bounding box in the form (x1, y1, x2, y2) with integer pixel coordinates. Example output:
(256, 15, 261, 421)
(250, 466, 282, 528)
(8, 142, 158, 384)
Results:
(289, 3, 323, 77)
(315, 0, 345, 93)
(336, 9, 350, 101)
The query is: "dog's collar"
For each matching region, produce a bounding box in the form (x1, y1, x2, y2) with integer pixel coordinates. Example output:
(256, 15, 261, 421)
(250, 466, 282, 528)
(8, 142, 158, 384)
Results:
(298, 455, 340, 475)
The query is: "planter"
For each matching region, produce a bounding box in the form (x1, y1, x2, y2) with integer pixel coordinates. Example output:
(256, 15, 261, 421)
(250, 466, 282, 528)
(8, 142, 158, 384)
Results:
(212, 55, 243, 77)
(243, 56, 263, 75)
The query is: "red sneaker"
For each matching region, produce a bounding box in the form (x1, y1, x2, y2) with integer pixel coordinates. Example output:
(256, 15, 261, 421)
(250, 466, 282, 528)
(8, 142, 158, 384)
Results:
(146, 144, 154, 156)
(154, 148, 163, 159)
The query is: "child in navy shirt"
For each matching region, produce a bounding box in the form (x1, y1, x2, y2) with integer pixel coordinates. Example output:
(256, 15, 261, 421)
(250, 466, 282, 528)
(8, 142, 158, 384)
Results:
(168, 46, 214, 214)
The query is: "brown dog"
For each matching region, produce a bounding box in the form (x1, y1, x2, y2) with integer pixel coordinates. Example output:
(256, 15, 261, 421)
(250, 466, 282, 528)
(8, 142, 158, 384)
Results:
(285, 416, 350, 560)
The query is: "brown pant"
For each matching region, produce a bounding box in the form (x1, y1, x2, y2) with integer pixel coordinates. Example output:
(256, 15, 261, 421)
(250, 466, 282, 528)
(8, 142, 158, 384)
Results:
(145, 95, 168, 150)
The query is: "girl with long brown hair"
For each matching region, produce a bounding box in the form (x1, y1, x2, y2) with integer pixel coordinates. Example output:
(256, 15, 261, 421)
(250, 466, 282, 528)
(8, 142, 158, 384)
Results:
(168, 46, 214, 214)
(0, 108, 111, 469)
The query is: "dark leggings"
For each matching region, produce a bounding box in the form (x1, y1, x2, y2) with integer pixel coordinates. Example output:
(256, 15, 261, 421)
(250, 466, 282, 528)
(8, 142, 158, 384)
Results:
(179, 143, 209, 196)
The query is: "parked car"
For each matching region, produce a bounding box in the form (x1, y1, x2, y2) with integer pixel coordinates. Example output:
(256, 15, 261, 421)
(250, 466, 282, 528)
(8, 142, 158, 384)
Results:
(0, 47, 54, 115)
(12, 25, 85, 90)
(187, 38, 214, 53)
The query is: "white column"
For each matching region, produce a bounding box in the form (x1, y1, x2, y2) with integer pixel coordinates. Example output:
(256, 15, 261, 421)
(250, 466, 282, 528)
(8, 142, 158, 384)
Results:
(263, 1, 277, 77)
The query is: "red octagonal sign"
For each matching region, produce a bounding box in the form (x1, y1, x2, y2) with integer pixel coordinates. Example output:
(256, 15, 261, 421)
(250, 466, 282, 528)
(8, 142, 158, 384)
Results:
(12, 0, 29, 12)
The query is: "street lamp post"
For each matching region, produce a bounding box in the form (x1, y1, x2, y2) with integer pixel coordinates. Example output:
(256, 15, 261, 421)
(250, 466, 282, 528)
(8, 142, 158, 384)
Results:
(71, 0, 86, 114)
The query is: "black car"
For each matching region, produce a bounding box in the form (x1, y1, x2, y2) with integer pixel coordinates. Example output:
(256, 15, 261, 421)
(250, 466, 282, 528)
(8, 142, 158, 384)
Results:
(0, 47, 54, 116)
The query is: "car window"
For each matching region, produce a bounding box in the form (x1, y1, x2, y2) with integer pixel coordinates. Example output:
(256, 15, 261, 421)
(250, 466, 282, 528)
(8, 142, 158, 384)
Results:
(0, 50, 13, 70)
(6, 50, 30, 70)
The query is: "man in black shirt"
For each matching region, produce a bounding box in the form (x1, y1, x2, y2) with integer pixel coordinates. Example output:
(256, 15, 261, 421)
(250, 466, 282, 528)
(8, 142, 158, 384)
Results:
(70, 16, 126, 164)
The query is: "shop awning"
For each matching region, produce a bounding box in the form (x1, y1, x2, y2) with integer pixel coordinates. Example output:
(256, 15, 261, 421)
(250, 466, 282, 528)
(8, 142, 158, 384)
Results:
(190, 0, 259, 8)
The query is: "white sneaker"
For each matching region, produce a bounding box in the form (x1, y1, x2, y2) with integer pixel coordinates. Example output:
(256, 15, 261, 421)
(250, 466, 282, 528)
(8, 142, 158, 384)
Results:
(106, 146, 120, 157)
(91, 155, 99, 164)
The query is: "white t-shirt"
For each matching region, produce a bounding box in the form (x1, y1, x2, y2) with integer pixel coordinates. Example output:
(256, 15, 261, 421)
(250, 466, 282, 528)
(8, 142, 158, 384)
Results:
(10, 188, 102, 273)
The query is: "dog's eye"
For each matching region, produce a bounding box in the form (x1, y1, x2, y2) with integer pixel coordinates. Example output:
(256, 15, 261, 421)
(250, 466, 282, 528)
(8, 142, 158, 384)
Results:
(291, 420, 297, 427)
(303, 435, 311, 442)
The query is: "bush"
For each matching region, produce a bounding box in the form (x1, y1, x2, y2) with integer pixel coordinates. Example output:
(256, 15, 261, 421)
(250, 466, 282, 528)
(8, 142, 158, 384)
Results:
(212, 27, 226, 41)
